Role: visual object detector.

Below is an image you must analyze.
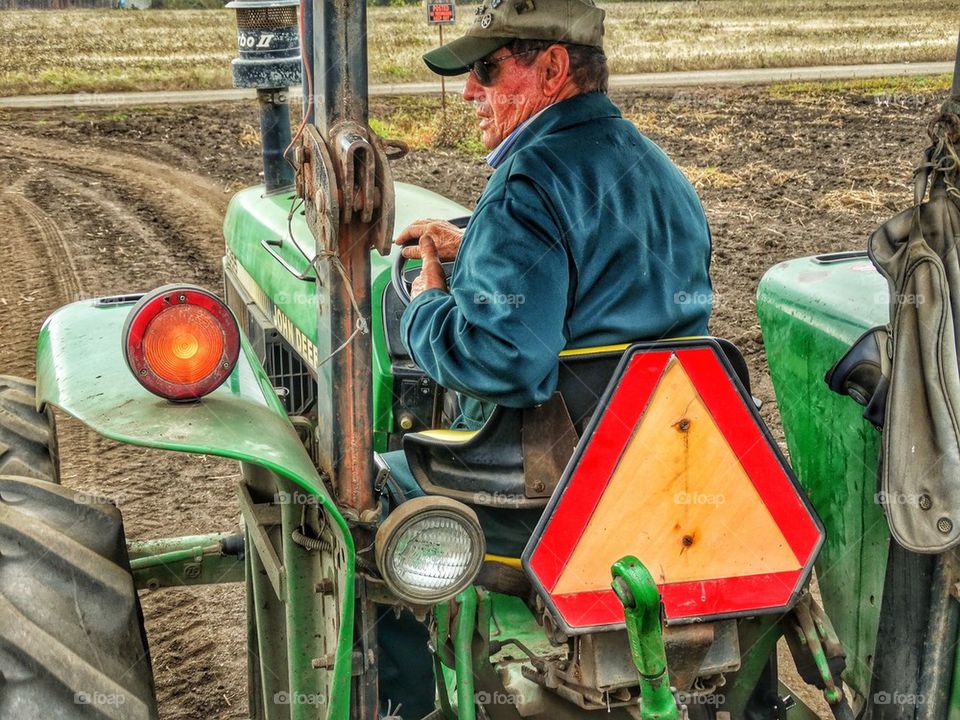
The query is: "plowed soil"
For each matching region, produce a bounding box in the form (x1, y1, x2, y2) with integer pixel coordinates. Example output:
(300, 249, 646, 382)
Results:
(0, 86, 941, 719)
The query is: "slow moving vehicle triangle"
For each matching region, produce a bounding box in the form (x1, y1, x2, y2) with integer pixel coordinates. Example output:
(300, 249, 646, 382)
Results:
(523, 339, 824, 633)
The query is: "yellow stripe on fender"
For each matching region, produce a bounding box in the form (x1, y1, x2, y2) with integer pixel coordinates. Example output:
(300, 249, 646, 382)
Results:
(558, 343, 631, 358)
(558, 337, 704, 358)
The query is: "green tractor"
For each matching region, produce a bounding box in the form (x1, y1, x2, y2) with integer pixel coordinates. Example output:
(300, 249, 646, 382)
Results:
(3, 1, 960, 718)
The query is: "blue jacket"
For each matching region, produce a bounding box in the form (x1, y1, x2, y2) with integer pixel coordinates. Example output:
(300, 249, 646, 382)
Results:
(401, 92, 712, 427)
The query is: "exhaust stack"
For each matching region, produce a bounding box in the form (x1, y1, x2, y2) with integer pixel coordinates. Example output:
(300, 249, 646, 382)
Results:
(227, 0, 301, 194)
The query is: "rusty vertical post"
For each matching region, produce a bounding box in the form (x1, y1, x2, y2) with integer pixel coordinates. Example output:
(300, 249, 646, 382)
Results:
(326, 214, 376, 516)
(307, 0, 381, 516)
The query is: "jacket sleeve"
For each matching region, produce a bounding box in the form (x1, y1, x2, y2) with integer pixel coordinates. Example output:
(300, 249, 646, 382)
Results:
(400, 177, 568, 408)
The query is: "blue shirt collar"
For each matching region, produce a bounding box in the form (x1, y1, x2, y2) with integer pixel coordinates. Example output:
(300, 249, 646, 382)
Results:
(484, 106, 549, 169)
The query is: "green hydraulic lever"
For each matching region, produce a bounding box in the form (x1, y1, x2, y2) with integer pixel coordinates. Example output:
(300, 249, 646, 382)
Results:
(612, 556, 684, 720)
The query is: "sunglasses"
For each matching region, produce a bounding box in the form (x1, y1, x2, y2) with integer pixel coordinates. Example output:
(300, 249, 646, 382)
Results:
(469, 49, 541, 86)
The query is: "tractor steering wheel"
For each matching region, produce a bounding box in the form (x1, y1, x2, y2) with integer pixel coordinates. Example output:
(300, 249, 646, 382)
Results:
(390, 216, 470, 307)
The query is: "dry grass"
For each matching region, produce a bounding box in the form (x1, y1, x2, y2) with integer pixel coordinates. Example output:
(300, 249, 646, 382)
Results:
(599, 0, 955, 73)
(369, 0, 956, 82)
(682, 165, 743, 190)
(680, 161, 808, 192)
(816, 186, 895, 215)
(370, 95, 486, 154)
(0, 0, 956, 96)
(237, 123, 260, 147)
(0, 10, 234, 95)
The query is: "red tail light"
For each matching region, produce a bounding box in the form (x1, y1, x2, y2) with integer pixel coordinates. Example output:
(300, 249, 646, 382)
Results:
(123, 285, 240, 401)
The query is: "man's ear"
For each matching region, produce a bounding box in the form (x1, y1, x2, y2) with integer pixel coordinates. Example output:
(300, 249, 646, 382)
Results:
(538, 44, 572, 95)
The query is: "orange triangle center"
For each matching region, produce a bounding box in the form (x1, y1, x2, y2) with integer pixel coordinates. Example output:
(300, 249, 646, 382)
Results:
(552, 355, 801, 595)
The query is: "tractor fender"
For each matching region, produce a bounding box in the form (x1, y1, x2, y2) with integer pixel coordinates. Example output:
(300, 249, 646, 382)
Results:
(33, 297, 356, 717)
(35, 298, 330, 498)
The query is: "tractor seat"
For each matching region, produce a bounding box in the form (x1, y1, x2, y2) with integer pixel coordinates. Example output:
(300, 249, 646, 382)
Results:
(402, 338, 751, 509)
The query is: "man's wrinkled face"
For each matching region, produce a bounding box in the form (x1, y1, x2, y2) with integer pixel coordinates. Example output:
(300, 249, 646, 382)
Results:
(463, 49, 547, 150)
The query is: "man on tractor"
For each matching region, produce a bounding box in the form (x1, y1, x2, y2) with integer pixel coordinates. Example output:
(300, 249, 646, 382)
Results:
(379, 0, 713, 715)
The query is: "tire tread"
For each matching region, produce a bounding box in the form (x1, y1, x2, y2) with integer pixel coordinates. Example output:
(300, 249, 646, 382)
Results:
(0, 375, 58, 482)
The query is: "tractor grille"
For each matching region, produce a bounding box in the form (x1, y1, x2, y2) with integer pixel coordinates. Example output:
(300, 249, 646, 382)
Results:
(266, 337, 316, 416)
(236, 6, 298, 29)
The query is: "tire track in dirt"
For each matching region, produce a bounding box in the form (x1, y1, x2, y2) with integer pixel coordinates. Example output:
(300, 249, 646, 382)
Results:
(0, 133, 228, 227)
(2, 190, 85, 300)
(47, 171, 164, 247)
(0, 133, 228, 288)
(0, 164, 85, 376)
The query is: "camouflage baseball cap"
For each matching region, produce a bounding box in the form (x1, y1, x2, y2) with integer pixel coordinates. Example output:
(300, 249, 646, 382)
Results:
(423, 0, 605, 77)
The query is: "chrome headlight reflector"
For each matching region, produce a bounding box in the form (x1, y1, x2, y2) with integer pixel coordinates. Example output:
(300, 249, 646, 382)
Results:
(375, 496, 485, 604)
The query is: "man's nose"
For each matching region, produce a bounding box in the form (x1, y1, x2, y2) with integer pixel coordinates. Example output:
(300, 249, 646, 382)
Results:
(463, 73, 483, 102)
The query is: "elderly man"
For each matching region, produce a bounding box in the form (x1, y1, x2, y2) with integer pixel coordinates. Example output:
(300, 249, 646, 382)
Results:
(395, 2, 711, 430)
(378, 1, 712, 715)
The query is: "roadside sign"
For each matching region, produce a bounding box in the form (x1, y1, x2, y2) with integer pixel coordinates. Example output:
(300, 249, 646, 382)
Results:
(427, 1, 456, 24)
(523, 340, 824, 633)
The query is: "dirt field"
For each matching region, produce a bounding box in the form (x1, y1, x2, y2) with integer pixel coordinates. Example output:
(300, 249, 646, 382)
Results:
(0, 84, 945, 718)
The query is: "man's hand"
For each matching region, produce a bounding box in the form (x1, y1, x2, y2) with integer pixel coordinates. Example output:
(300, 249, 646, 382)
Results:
(396, 219, 463, 260)
(410, 236, 448, 300)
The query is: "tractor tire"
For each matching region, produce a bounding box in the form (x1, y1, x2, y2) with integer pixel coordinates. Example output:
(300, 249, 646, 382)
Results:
(0, 375, 58, 481)
(0, 377, 157, 718)
(0, 475, 158, 719)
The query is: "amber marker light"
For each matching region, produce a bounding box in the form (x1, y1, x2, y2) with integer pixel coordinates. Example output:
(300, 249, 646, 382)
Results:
(123, 285, 241, 401)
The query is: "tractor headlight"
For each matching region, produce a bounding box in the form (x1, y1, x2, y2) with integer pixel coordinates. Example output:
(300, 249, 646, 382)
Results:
(375, 496, 485, 605)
